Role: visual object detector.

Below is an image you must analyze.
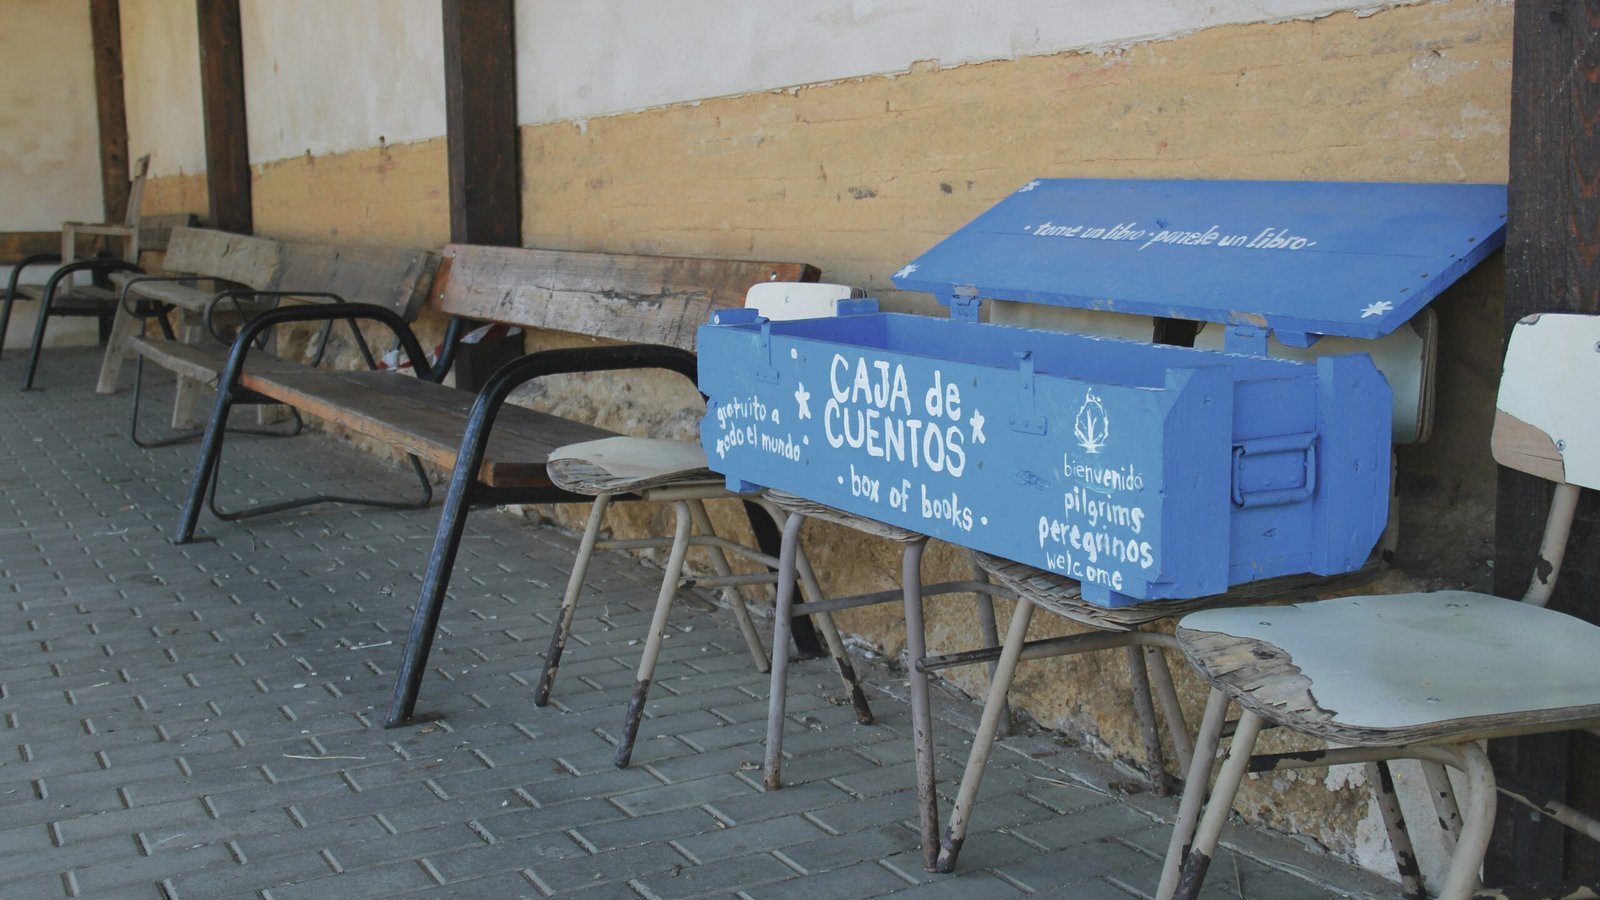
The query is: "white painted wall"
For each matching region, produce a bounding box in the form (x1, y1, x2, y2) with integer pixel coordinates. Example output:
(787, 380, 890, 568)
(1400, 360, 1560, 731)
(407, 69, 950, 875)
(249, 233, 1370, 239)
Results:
(513, 0, 1419, 124)
(0, 0, 103, 229)
(241, 0, 447, 163)
(1, 0, 104, 350)
(122, 0, 206, 179)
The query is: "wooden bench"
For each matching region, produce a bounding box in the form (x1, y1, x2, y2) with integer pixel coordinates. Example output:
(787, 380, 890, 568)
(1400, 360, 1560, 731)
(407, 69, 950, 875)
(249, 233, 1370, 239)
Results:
(166, 243, 818, 724)
(108, 226, 438, 443)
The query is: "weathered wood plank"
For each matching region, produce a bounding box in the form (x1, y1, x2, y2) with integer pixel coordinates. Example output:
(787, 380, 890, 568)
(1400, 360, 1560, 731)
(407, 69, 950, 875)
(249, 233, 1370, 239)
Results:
(196, 0, 251, 235)
(159, 227, 279, 289)
(271, 241, 437, 317)
(432, 244, 818, 349)
(0, 232, 62, 263)
(89, 0, 130, 226)
(238, 368, 617, 487)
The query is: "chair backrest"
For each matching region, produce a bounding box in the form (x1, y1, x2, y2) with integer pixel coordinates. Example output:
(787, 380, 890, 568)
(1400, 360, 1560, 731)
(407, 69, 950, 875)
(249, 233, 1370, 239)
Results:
(1493, 312, 1600, 489)
(122, 154, 152, 229)
(1491, 312, 1600, 606)
(161, 227, 282, 290)
(745, 282, 862, 321)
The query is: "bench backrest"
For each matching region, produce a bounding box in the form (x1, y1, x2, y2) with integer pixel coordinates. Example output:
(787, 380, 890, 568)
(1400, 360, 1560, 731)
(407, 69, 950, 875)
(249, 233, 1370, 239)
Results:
(272, 240, 438, 319)
(432, 244, 820, 350)
(162, 227, 438, 316)
(162, 227, 282, 290)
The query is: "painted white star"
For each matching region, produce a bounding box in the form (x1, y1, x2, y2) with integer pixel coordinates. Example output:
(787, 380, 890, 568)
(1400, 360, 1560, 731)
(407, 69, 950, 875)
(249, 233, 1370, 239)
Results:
(969, 409, 987, 444)
(1017, 180, 1041, 193)
(1360, 300, 1395, 319)
(794, 382, 812, 419)
(894, 263, 918, 280)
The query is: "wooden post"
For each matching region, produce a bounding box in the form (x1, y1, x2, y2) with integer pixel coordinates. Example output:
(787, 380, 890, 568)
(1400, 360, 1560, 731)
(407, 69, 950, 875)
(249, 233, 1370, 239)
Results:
(195, 0, 251, 234)
(441, 0, 524, 389)
(1490, 0, 1600, 883)
(89, 0, 130, 225)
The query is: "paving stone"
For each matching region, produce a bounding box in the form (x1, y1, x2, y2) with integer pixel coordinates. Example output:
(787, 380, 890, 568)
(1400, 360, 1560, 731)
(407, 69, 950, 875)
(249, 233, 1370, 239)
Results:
(0, 353, 1389, 899)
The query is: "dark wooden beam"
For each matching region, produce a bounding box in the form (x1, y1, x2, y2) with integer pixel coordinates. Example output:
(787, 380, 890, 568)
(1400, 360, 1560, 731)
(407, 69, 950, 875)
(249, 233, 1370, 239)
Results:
(440, 0, 522, 388)
(89, 0, 130, 224)
(1489, 0, 1600, 884)
(195, 0, 251, 234)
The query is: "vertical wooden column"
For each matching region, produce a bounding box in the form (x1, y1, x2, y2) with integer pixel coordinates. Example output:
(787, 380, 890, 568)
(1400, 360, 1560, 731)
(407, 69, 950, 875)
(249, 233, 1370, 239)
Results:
(1489, 0, 1600, 883)
(441, 0, 523, 389)
(195, 0, 251, 234)
(89, 0, 130, 225)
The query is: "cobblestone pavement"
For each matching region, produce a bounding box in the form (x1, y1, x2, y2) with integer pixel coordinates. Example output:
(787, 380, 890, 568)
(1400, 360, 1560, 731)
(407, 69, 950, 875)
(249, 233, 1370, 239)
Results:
(0, 349, 1394, 898)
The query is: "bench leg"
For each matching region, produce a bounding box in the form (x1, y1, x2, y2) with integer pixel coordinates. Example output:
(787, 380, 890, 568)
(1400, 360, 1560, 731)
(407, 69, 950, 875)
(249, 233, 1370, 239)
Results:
(0, 285, 17, 360)
(130, 352, 305, 449)
(173, 382, 237, 543)
(95, 301, 142, 394)
(615, 500, 694, 768)
(20, 281, 56, 390)
(535, 494, 613, 707)
(384, 455, 481, 728)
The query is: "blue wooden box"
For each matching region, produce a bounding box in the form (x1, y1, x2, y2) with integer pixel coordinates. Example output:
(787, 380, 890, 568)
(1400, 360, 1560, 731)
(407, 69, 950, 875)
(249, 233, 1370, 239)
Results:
(698, 179, 1507, 606)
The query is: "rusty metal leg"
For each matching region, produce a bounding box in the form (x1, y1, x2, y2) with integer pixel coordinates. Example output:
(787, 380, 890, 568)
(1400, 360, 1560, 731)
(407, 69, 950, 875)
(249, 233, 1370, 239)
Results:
(1127, 644, 1171, 796)
(686, 498, 768, 673)
(1147, 644, 1194, 774)
(535, 494, 612, 707)
(1420, 759, 1464, 855)
(614, 500, 693, 769)
(1368, 760, 1427, 900)
(969, 554, 1011, 739)
(900, 536, 940, 872)
(1172, 707, 1265, 900)
(770, 501, 872, 726)
(1440, 743, 1496, 900)
(763, 512, 806, 790)
(935, 595, 1035, 873)
(1158, 688, 1230, 900)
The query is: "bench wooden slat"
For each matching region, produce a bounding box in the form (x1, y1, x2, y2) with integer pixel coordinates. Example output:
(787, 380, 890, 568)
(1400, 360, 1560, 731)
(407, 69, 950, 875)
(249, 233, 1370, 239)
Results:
(432, 245, 818, 350)
(272, 241, 437, 318)
(110, 275, 248, 313)
(238, 367, 619, 488)
(0, 231, 66, 262)
(125, 336, 309, 386)
(161, 228, 280, 289)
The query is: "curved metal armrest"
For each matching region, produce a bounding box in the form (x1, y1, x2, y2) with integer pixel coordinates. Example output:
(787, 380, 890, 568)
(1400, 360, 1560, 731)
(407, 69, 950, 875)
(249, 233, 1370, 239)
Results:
(5, 254, 65, 300)
(474, 343, 699, 424)
(39, 259, 143, 302)
(221, 302, 432, 384)
(203, 290, 347, 343)
(116, 273, 248, 318)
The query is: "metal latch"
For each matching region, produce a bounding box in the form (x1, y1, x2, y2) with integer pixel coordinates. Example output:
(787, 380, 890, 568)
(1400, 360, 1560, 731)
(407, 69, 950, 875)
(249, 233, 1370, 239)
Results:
(1231, 433, 1317, 508)
(1008, 351, 1046, 434)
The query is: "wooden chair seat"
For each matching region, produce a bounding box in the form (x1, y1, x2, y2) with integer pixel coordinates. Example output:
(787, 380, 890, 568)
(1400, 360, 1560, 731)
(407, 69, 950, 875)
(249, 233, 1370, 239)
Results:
(1177, 591, 1600, 746)
(547, 436, 718, 494)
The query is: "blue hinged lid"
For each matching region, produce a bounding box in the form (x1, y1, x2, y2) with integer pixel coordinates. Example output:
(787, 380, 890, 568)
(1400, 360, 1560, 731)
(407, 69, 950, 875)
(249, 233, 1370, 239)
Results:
(892, 178, 1507, 341)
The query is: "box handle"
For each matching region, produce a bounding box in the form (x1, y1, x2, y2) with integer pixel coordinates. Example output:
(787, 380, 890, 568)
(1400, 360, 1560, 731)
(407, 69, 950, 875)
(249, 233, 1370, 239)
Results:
(1231, 433, 1317, 508)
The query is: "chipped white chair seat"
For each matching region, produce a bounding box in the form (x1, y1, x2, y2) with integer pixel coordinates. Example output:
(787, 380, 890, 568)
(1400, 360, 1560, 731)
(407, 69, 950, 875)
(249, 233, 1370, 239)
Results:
(1161, 313, 1600, 900)
(1178, 592, 1600, 747)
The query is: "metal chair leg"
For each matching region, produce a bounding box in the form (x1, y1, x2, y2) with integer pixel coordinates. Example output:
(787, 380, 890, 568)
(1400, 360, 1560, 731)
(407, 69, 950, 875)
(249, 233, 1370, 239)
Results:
(1420, 759, 1465, 855)
(1368, 760, 1427, 900)
(1440, 743, 1496, 900)
(1128, 644, 1172, 796)
(685, 498, 769, 673)
(1158, 688, 1231, 900)
(1147, 644, 1194, 774)
(969, 555, 1012, 739)
(935, 595, 1035, 872)
(1172, 708, 1266, 900)
(130, 353, 303, 448)
(615, 500, 694, 768)
(20, 278, 55, 390)
(901, 537, 940, 872)
(535, 494, 613, 707)
(763, 512, 806, 790)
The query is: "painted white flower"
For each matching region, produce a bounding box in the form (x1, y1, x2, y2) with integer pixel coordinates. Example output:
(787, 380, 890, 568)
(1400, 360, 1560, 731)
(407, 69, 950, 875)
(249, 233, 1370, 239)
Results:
(1360, 300, 1395, 319)
(1017, 180, 1041, 193)
(794, 382, 812, 419)
(893, 263, 918, 280)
